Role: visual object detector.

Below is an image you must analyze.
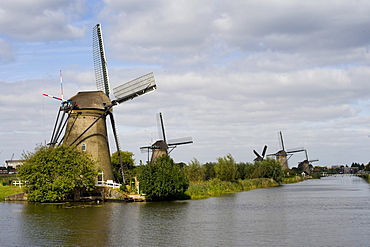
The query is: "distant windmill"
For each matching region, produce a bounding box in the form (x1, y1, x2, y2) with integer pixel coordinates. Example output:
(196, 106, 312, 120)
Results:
(267, 131, 305, 169)
(140, 112, 193, 163)
(44, 24, 157, 184)
(253, 145, 267, 162)
(297, 150, 319, 175)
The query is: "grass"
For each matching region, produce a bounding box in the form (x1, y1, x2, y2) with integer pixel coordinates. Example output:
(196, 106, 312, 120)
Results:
(359, 174, 370, 183)
(281, 176, 306, 184)
(0, 185, 23, 201)
(185, 178, 280, 200)
(0, 175, 23, 201)
(185, 176, 306, 200)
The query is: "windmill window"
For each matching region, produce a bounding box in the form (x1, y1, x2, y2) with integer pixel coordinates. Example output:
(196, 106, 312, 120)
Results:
(82, 143, 86, 151)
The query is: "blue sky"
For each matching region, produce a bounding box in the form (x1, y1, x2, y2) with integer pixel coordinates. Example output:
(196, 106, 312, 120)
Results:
(1, 0, 370, 167)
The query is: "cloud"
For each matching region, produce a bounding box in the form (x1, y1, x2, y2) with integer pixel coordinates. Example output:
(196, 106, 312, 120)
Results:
(1, 0, 370, 167)
(0, 0, 87, 41)
(0, 38, 14, 63)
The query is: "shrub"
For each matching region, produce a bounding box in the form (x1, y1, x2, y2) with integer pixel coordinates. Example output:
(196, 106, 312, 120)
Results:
(137, 155, 189, 200)
(18, 144, 97, 202)
(214, 154, 238, 181)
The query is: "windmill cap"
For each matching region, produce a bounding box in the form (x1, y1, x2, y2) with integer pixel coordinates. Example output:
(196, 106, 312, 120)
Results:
(68, 91, 111, 110)
(152, 140, 168, 149)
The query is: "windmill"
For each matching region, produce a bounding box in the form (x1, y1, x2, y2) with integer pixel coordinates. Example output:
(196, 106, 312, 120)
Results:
(44, 24, 156, 184)
(297, 150, 319, 175)
(253, 145, 267, 162)
(267, 131, 305, 169)
(140, 112, 193, 163)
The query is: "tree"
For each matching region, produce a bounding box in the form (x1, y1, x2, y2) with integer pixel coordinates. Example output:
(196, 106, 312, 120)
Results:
(204, 162, 216, 180)
(236, 162, 254, 180)
(18, 144, 98, 202)
(365, 162, 370, 171)
(137, 155, 189, 200)
(214, 154, 238, 182)
(111, 151, 135, 183)
(251, 158, 283, 184)
(185, 158, 206, 182)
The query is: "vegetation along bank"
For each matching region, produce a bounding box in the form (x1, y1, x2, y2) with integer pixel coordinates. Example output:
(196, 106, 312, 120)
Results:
(2, 144, 306, 202)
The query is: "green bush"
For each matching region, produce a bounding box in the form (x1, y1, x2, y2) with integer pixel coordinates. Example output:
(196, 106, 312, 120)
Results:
(18, 144, 98, 202)
(137, 155, 189, 200)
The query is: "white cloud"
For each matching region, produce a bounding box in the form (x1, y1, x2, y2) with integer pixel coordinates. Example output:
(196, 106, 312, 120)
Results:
(1, 0, 370, 167)
(0, 0, 87, 41)
(0, 38, 14, 63)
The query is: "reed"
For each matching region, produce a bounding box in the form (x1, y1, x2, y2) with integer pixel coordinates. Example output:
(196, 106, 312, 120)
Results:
(281, 176, 305, 184)
(359, 174, 370, 183)
(185, 178, 279, 199)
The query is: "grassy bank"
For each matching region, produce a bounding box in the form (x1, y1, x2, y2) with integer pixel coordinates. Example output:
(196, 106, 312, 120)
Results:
(0, 175, 22, 201)
(360, 174, 370, 183)
(0, 186, 22, 201)
(281, 175, 306, 184)
(185, 178, 279, 199)
(185, 176, 305, 200)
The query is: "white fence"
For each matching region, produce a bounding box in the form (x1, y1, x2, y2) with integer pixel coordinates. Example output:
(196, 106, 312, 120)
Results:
(12, 180, 24, 187)
(95, 180, 121, 189)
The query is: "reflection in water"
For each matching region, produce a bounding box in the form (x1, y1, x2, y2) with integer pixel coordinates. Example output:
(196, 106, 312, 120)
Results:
(1, 175, 370, 246)
(19, 203, 110, 246)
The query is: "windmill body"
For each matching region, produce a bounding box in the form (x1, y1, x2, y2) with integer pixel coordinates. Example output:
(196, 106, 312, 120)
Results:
(297, 150, 318, 175)
(272, 131, 289, 169)
(276, 149, 288, 170)
(297, 160, 311, 175)
(150, 140, 168, 163)
(63, 91, 114, 181)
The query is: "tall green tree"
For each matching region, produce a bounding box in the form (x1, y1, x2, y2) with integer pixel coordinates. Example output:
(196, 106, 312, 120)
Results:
(18, 144, 98, 202)
(185, 158, 206, 182)
(137, 155, 189, 200)
(214, 154, 238, 182)
(111, 151, 135, 183)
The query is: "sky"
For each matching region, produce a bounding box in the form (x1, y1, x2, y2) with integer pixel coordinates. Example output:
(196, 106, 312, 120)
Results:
(1, 0, 370, 168)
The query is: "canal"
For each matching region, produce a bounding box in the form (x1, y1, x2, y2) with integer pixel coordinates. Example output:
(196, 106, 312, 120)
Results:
(1, 175, 370, 246)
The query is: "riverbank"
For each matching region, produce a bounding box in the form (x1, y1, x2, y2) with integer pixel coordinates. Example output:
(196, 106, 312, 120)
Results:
(359, 174, 370, 183)
(185, 176, 305, 199)
(1, 176, 306, 202)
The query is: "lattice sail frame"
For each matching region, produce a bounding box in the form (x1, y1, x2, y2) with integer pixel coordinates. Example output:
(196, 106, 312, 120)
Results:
(93, 24, 110, 97)
(113, 72, 156, 104)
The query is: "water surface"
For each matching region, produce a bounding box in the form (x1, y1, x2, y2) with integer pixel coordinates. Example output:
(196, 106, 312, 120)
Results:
(1, 175, 369, 246)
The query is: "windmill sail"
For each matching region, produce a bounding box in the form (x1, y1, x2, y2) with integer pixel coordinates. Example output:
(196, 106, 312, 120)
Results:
(157, 112, 166, 143)
(167, 137, 193, 146)
(93, 23, 110, 97)
(113, 72, 156, 104)
(253, 145, 267, 161)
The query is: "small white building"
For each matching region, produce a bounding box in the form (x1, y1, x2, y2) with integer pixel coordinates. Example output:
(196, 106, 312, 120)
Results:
(4, 160, 23, 169)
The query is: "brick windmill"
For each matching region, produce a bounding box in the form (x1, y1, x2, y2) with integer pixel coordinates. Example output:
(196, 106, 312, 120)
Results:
(140, 112, 193, 163)
(45, 24, 156, 184)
